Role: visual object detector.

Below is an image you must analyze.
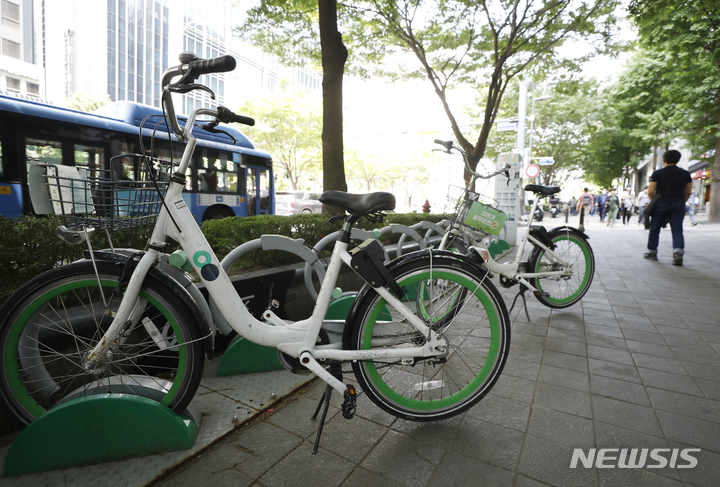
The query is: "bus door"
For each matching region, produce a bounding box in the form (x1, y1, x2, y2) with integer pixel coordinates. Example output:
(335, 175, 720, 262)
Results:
(246, 164, 273, 216)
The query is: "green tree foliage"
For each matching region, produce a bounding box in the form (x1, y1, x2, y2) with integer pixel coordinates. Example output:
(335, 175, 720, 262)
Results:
(345, 0, 623, 180)
(583, 47, 670, 188)
(239, 86, 323, 190)
(485, 77, 606, 188)
(240, 1, 623, 189)
(629, 0, 720, 221)
(63, 92, 111, 113)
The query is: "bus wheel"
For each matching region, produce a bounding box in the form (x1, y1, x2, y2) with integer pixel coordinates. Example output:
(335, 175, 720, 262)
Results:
(202, 206, 234, 222)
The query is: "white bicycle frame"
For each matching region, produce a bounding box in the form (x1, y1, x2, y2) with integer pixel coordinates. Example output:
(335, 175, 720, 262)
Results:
(83, 65, 448, 396)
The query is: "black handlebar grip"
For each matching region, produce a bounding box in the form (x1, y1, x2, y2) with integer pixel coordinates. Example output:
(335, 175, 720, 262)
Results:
(217, 106, 255, 126)
(434, 139, 454, 150)
(189, 55, 237, 76)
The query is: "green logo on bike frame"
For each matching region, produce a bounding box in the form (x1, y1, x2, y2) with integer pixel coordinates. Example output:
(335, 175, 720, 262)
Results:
(464, 202, 506, 235)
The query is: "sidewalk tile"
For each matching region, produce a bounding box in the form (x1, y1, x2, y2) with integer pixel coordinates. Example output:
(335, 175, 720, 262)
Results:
(646, 387, 720, 424)
(360, 431, 443, 487)
(526, 406, 595, 448)
(637, 368, 701, 396)
(631, 352, 686, 375)
(450, 417, 524, 470)
(587, 344, 633, 365)
(429, 450, 515, 487)
(517, 435, 598, 487)
(538, 364, 590, 392)
(465, 393, 532, 432)
(656, 411, 720, 454)
(590, 375, 651, 406)
(534, 382, 592, 418)
(259, 441, 355, 487)
(592, 395, 663, 437)
(588, 358, 642, 384)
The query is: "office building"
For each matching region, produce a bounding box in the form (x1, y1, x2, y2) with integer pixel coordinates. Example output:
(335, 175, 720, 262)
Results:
(0, 0, 42, 97)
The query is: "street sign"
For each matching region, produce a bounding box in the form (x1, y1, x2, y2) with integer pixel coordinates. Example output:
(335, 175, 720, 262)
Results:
(526, 164, 540, 178)
(497, 122, 518, 132)
(537, 157, 555, 165)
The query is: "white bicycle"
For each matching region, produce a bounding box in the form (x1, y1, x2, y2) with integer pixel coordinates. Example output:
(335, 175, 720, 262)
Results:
(0, 54, 511, 438)
(433, 140, 595, 317)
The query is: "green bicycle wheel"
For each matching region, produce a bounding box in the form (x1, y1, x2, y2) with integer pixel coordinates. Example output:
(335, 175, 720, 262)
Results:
(348, 253, 510, 421)
(0, 260, 205, 426)
(528, 229, 595, 308)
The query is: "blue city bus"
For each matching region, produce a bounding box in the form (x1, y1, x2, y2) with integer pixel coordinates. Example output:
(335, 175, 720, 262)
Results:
(0, 93, 274, 222)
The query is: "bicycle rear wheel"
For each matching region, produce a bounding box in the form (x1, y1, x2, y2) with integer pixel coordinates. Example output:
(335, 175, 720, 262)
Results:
(347, 253, 510, 421)
(528, 229, 595, 308)
(0, 260, 205, 426)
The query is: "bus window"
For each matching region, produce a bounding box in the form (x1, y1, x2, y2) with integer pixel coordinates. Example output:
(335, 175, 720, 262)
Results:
(74, 144, 106, 180)
(198, 149, 237, 193)
(0, 140, 4, 179)
(74, 145, 105, 170)
(185, 167, 193, 191)
(26, 139, 62, 166)
(198, 169, 218, 191)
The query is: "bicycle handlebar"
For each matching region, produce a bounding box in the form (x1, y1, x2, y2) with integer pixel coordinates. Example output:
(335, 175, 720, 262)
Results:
(217, 106, 255, 127)
(434, 139, 511, 181)
(160, 53, 252, 140)
(187, 55, 236, 76)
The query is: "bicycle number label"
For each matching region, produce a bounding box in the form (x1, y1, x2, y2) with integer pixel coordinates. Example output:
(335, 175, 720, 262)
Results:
(464, 202, 507, 235)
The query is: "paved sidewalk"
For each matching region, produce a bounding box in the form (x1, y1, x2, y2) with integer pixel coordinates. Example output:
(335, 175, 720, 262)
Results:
(152, 212, 720, 487)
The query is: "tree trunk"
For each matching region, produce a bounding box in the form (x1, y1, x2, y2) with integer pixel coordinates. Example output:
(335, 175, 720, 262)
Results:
(318, 0, 348, 214)
(708, 121, 720, 223)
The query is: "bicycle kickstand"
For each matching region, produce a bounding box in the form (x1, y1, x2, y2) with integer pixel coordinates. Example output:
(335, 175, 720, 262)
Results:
(311, 362, 356, 454)
(509, 284, 532, 322)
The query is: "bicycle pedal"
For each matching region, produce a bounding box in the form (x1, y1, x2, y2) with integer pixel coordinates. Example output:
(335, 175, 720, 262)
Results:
(533, 291, 550, 297)
(341, 384, 357, 419)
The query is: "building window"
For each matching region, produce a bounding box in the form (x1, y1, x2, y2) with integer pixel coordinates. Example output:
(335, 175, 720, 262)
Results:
(1, 0, 20, 29)
(6, 76, 20, 92)
(1, 38, 20, 59)
(27, 82, 39, 96)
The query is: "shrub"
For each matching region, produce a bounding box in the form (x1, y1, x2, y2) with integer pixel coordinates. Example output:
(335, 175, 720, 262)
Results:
(1, 212, 446, 302)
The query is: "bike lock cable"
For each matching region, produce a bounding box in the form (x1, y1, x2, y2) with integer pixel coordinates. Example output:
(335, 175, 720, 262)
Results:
(136, 107, 182, 235)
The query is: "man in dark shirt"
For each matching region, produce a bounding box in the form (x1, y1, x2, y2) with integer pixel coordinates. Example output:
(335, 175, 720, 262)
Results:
(644, 150, 693, 265)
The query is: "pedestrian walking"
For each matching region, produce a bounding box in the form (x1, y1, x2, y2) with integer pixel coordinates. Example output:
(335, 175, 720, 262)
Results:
(637, 186, 650, 227)
(644, 150, 693, 266)
(596, 189, 609, 223)
(622, 191, 633, 224)
(686, 191, 698, 226)
(576, 188, 593, 218)
(569, 196, 577, 216)
(606, 191, 620, 227)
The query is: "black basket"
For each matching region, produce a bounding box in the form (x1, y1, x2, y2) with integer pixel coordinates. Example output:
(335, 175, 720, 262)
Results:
(43, 155, 174, 231)
(444, 185, 503, 240)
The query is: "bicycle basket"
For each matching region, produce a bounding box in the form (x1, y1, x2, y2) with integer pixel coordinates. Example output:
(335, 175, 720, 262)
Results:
(444, 185, 506, 239)
(42, 154, 174, 231)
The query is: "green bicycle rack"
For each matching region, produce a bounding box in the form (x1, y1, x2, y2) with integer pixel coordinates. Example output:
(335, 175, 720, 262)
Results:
(3, 394, 198, 477)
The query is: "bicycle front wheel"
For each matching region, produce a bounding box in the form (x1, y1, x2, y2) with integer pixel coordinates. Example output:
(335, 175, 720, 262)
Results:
(347, 253, 510, 421)
(0, 260, 205, 426)
(528, 229, 595, 308)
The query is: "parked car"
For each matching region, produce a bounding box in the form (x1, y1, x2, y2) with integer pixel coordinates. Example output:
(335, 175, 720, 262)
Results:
(275, 190, 323, 215)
